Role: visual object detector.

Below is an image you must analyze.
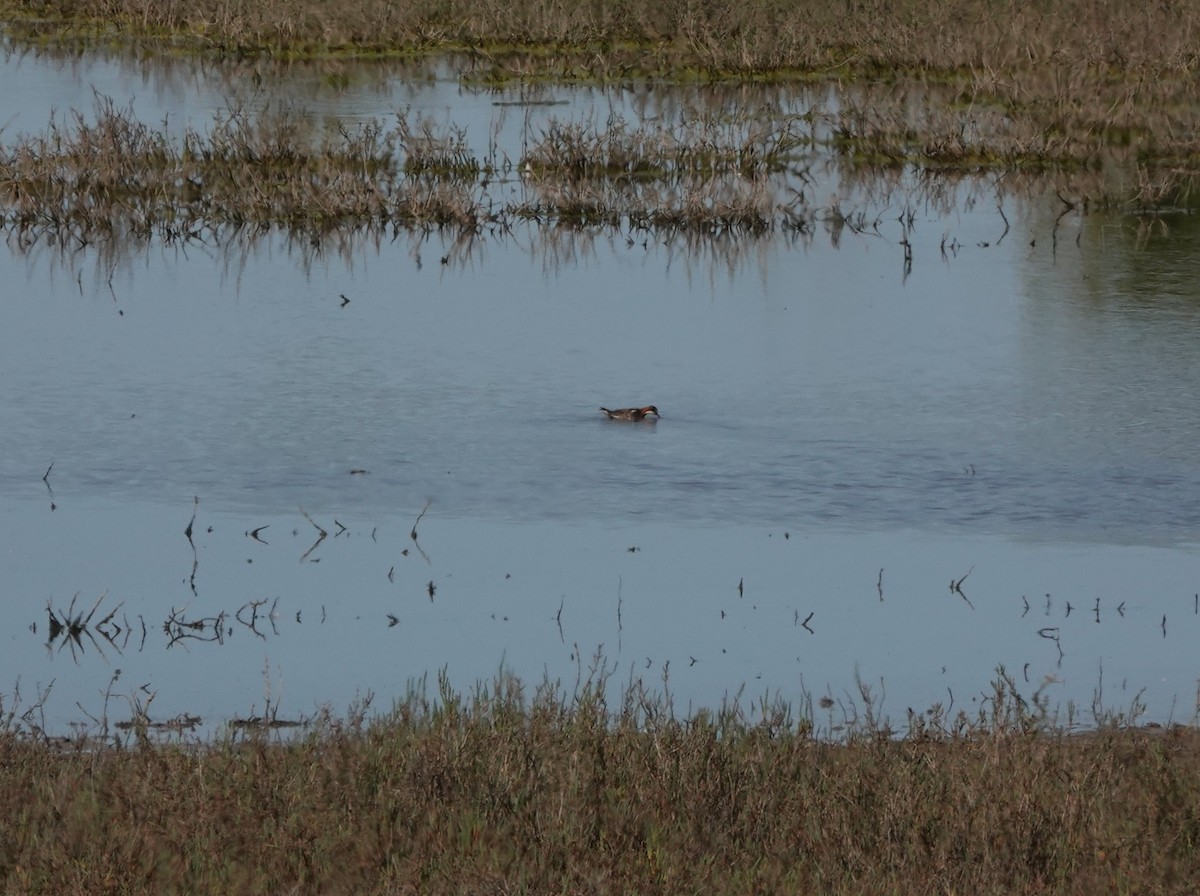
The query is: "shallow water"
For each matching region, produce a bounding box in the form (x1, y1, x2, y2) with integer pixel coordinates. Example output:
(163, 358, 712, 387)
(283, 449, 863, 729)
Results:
(1, 48, 1198, 735)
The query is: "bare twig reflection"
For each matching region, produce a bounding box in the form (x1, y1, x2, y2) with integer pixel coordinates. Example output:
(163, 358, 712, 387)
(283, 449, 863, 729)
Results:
(949, 565, 975, 608)
(410, 500, 432, 564)
(236, 597, 279, 640)
(45, 591, 123, 662)
(165, 605, 227, 647)
(41, 461, 56, 511)
(298, 507, 327, 562)
(184, 496, 199, 595)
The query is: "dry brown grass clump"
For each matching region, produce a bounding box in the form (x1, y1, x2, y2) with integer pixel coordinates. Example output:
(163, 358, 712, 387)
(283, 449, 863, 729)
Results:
(0, 99, 822, 247)
(1, 668, 1199, 894)
(0, 98, 493, 245)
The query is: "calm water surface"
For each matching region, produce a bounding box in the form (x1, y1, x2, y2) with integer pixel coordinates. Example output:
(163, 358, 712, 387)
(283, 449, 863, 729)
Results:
(1, 48, 1198, 735)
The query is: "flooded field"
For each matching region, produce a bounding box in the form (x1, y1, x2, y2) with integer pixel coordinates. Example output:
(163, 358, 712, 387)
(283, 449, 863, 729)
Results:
(1, 47, 1199, 738)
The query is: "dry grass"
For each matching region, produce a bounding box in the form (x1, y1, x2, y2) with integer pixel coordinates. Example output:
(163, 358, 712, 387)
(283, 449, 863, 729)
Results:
(0, 98, 825, 247)
(4, 0, 1199, 83)
(523, 113, 809, 179)
(1, 666, 1199, 894)
(0, 98, 494, 246)
(7, 0, 1200, 101)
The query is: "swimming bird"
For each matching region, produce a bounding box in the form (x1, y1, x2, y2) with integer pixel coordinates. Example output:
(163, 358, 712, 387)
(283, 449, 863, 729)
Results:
(600, 405, 660, 421)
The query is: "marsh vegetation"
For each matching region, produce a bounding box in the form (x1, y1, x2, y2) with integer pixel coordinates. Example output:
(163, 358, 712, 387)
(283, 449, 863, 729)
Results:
(0, 97, 820, 247)
(3, 668, 1199, 894)
(1, 0, 1199, 230)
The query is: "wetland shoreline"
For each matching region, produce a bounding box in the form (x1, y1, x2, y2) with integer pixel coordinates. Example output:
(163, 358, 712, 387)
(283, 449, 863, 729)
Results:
(4, 0, 1200, 207)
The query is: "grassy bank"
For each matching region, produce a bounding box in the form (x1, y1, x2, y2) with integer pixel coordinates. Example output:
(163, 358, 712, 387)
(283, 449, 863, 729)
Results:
(6, 0, 1200, 110)
(3, 0, 1199, 83)
(2, 669, 1199, 894)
